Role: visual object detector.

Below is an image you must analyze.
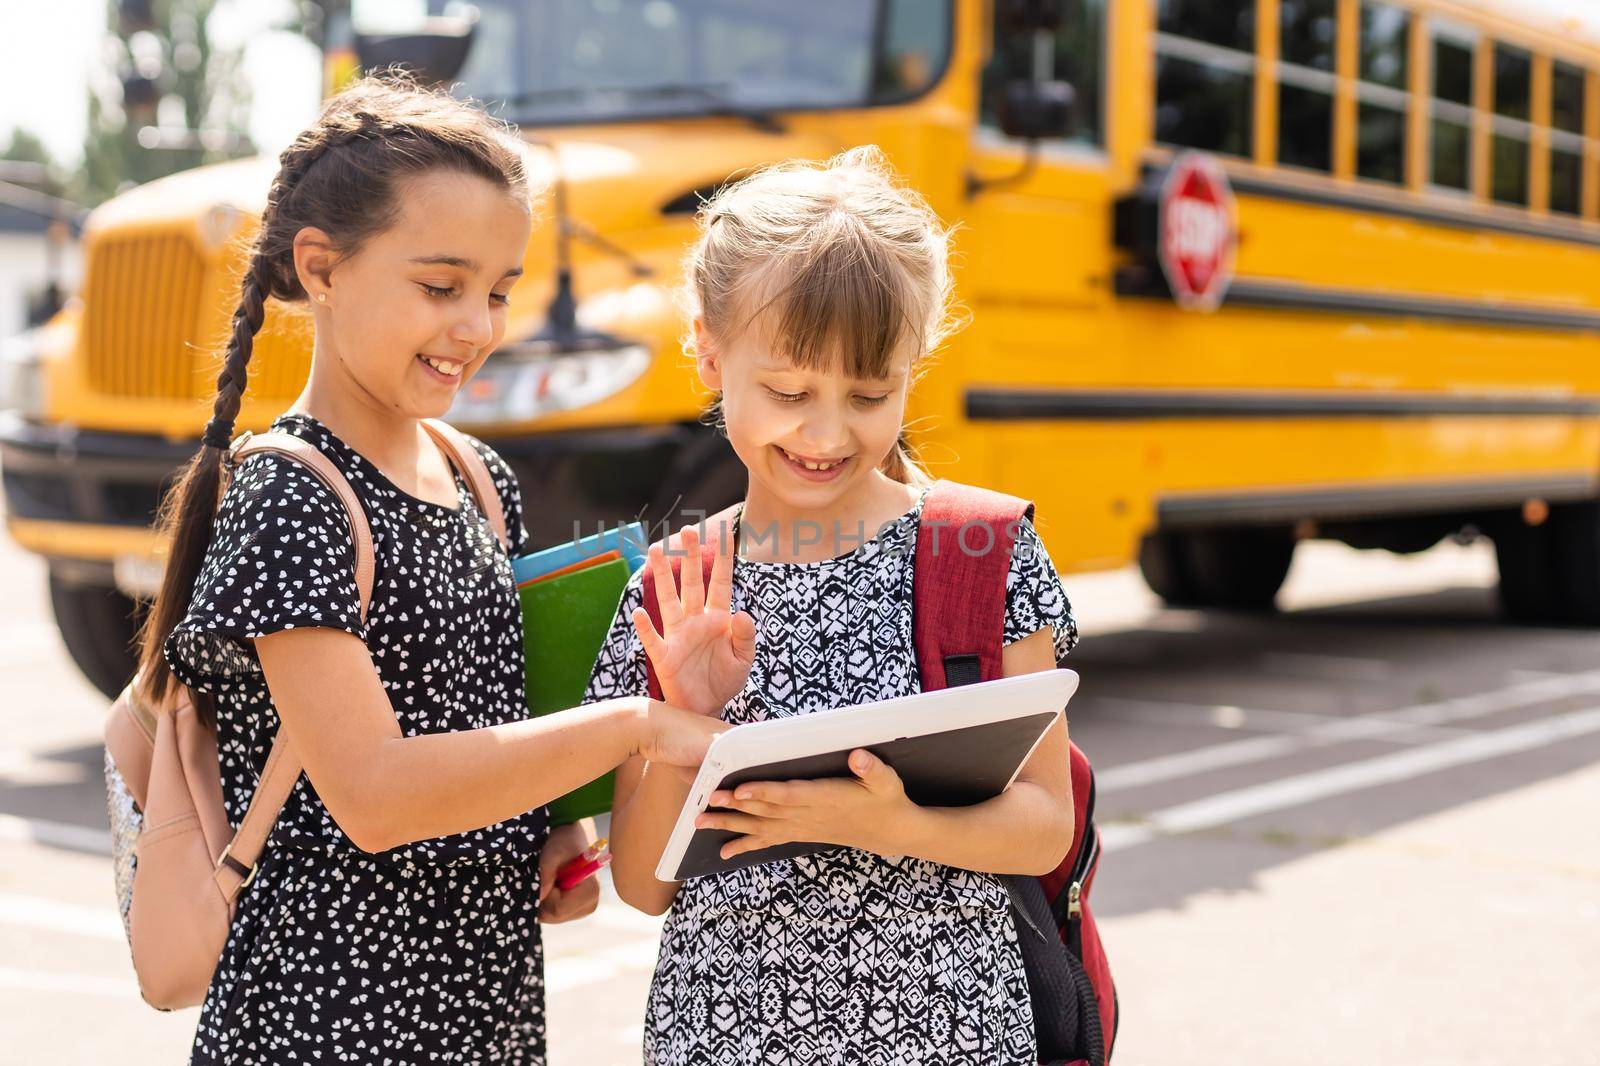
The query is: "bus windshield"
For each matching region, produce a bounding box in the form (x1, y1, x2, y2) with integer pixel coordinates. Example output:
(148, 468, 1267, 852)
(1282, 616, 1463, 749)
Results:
(383, 0, 952, 125)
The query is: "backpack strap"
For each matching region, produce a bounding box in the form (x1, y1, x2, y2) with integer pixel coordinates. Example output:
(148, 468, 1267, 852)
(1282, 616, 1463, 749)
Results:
(639, 505, 741, 702)
(210, 430, 377, 903)
(912, 479, 1033, 691)
(421, 418, 509, 550)
(913, 481, 1110, 1065)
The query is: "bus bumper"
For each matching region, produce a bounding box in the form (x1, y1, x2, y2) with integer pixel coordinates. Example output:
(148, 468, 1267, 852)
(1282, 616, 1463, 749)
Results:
(0, 412, 741, 582)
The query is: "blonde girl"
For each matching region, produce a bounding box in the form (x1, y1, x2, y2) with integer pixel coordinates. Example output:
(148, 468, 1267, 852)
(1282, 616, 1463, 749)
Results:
(136, 77, 719, 1065)
(586, 147, 1080, 1065)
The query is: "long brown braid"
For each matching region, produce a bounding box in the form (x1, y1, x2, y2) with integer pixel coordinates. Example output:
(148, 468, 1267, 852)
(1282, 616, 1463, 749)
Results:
(136, 75, 531, 723)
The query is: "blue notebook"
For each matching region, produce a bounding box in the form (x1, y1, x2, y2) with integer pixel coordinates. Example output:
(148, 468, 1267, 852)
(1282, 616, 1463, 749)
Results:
(511, 521, 648, 584)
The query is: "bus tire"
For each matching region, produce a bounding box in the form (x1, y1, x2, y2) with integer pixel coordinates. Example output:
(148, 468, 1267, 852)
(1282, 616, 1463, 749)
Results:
(1492, 519, 1563, 624)
(1138, 531, 1204, 607)
(1180, 527, 1295, 610)
(1139, 527, 1293, 609)
(1548, 501, 1600, 624)
(48, 573, 140, 700)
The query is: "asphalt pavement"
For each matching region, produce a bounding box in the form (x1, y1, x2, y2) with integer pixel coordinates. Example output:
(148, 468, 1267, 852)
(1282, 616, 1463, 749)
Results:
(2, 528, 1596, 1064)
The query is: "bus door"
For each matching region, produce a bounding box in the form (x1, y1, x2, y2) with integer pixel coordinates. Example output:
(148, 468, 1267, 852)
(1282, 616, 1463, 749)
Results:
(955, 0, 1146, 571)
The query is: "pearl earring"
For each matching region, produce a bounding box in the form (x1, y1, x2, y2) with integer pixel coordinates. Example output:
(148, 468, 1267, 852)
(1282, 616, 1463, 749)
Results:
(316, 292, 327, 303)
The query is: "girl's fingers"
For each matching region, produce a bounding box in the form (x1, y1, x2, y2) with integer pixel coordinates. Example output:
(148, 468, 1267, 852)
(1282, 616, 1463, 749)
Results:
(678, 527, 705, 614)
(729, 832, 764, 857)
(707, 523, 735, 612)
(728, 611, 758, 666)
(696, 810, 766, 836)
(631, 607, 668, 664)
(730, 781, 800, 807)
(848, 748, 900, 792)
(720, 835, 775, 861)
(721, 795, 784, 818)
(647, 543, 684, 627)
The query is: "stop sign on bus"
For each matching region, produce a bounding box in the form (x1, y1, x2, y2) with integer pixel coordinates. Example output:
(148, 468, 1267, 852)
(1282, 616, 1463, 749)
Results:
(1158, 152, 1237, 312)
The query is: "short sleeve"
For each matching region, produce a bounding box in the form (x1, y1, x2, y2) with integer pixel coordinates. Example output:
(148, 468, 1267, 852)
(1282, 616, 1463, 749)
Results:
(466, 433, 532, 557)
(163, 455, 363, 695)
(583, 566, 651, 703)
(1002, 514, 1080, 663)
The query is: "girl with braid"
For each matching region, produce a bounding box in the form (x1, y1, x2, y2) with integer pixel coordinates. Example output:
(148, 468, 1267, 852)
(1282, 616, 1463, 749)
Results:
(133, 76, 721, 1064)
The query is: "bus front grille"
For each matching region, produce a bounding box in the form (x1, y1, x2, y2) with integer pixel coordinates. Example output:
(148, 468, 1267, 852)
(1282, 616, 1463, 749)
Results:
(81, 228, 314, 406)
(83, 231, 209, 400)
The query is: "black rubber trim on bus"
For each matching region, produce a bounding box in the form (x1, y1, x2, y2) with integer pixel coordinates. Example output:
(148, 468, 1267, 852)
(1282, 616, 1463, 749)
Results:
(964, 388, 1600, 421)
(1112, 269, 1600, 334)
(1152, 476, 1599, 528)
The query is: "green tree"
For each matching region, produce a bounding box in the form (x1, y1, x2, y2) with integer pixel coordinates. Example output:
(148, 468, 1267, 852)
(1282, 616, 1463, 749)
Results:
(78, 0, 254, 205)
(1, 129, 67, 198)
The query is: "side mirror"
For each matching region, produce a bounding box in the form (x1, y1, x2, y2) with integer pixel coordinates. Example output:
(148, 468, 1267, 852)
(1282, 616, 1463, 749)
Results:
(999, 0, 1064, 33)
(355, 15, 477, 85)
(997, 79, 1075, 141)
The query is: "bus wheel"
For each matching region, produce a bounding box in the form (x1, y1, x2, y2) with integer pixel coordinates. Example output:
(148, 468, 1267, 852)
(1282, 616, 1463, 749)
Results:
(1492, 518, 1564, 624)
(1548, 501, 1600, 624)
(1138, 531, 1204, 607)
(1180, 527, 1295, 609)
(1138, 527, 1295, 610)
(48, 573, 140, 700)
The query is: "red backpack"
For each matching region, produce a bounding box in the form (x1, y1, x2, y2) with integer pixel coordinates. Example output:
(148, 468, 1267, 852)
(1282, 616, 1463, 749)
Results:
(639, 480, 1118, 1066)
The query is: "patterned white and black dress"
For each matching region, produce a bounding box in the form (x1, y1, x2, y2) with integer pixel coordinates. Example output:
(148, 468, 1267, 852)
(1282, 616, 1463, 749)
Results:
(584, 486, 1079, 1066)
(164, 412, 550, 1065)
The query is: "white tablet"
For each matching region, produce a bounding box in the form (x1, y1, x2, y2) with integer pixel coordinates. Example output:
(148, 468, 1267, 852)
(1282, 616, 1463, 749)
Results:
(654, 668, 1080, 882)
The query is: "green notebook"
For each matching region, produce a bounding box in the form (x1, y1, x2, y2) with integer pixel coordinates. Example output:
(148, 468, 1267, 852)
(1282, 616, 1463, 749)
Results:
(520, 556, 632, 825)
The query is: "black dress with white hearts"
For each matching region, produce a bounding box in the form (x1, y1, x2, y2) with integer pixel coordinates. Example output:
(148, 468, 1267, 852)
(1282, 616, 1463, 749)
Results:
(583, 487, 1080, 1066)
(164, 412, 550, 1065)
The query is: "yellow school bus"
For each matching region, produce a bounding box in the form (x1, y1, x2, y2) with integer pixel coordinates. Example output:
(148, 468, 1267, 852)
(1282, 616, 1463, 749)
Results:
(6, 0, 1600, 697)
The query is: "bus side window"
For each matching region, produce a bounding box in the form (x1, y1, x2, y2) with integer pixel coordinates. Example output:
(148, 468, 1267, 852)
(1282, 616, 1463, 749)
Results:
(1430, 23, 1477, 192)
(1356, 1, 1409, 186)
(1278, 0, 1337, 174)
(1491, 43, 1533, 207)
(1154, 0, 1256, 158)
(1548, 60, 1586, 217)
(979, 0, 1106, 146)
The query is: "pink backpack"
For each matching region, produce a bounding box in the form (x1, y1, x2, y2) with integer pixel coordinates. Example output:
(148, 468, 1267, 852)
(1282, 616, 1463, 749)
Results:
(103, 419, 504, 1010)
(639, 481, 1117, 1065)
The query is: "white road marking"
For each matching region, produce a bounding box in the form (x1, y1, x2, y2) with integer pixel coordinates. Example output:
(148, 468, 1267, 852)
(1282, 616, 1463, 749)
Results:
(585, 899, 666, 936)
(0, 813, 111, 855)
(1097, 698, 1471, 744)
(545, 938, 660, 993)
(0, 749, 93, 785)
(0, 965, 139, 999)
(0, 892, 122, 940)
(1096, 668, 1600, 792)
(545, 955, 621, 993)
(0, 888, 662, 1002)
(1101, 705, 1600, 851)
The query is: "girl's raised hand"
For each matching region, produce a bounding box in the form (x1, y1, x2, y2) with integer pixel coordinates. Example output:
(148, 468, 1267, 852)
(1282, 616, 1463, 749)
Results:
(631, 524, 757, 717)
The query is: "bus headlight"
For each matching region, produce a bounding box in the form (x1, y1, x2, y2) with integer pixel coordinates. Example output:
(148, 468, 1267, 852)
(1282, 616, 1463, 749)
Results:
(0, 328, 49, 420)
(447, 339, 651, 426)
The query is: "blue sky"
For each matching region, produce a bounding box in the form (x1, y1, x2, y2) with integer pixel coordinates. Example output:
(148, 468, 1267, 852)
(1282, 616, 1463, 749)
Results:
(11, 0, 1600, 173)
